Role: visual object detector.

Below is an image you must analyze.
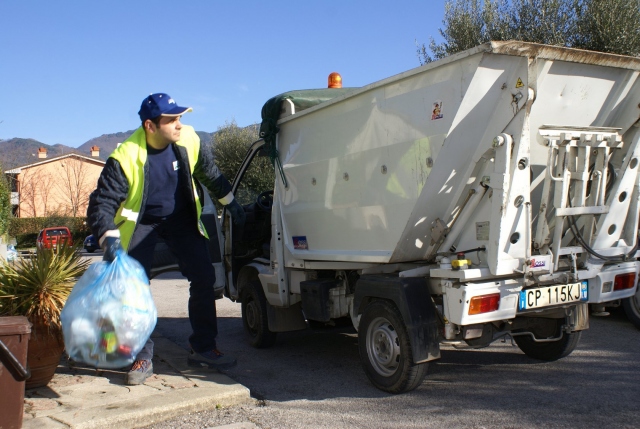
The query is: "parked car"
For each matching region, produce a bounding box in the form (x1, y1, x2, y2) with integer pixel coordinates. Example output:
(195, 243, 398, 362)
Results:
(83, 235, 100, 253)
(37, 227, 73, 250)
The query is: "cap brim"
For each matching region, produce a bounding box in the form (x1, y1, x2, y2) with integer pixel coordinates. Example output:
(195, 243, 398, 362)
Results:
(161, 106, 193, 117)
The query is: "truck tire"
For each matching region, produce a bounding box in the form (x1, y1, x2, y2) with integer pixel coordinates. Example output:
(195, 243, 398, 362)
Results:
(622, 290, 640, 329)
(241, 279, 277, 348)
(358, 300, 428, 394)
(514, 318, 581, 361)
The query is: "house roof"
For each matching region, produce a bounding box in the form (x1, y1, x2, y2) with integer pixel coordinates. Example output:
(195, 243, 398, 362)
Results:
(5, 153, 106, 174)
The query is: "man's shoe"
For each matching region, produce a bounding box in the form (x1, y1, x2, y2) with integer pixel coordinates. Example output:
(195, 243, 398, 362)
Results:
(125, 359, 153, 385)
(188, 349, 237, 370)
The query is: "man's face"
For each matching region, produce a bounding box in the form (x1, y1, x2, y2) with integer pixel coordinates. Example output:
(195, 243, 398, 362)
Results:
(146, 115, 182, 147)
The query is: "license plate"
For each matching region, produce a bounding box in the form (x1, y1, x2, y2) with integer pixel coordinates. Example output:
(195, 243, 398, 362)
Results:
(518, 282, 588, 311)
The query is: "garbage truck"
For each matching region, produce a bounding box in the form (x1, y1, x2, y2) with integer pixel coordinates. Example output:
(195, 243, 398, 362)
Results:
(216, 41, 640, 393)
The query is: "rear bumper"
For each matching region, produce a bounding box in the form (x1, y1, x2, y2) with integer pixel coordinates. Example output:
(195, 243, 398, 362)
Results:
(444, 278, 589, 326)
(587, 261, 639, 303)
(444, 280, 522, 325)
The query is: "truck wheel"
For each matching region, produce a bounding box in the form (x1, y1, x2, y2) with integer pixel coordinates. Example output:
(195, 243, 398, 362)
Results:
(358, 300, 428, 393)
(241, 279, 277, 348)
(622, 290, 640, 329)
(514, 318, 581, 361)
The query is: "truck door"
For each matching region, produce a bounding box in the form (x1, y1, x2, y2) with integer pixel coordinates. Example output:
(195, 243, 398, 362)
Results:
(223, 139, 275, 298)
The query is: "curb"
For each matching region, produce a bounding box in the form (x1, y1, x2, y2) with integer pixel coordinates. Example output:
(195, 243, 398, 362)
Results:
(22, 337, 251, 429)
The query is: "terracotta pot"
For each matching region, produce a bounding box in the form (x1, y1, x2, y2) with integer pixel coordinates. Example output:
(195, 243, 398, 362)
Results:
(25, 326, 65, 389)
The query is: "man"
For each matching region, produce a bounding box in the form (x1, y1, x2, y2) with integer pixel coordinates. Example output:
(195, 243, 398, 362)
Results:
(87, 93, 245, 385)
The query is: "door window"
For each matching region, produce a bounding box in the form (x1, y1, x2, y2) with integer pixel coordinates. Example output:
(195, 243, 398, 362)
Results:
(234, 150, 275, 206)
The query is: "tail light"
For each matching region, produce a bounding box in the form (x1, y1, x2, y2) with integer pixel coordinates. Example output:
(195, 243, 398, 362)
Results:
(614, 272, 636, 291)
(468, 293, 500, 315)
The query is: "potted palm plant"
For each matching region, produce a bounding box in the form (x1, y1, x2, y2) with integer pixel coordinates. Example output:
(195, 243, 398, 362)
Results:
(0, 244, 90, 388)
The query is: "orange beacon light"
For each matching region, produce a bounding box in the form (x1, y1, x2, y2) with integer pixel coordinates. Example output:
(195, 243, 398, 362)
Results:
(328, 72, 342, 88)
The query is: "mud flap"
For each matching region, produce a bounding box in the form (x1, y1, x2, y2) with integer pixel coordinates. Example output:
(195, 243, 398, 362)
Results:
(267, 301, 308, 332)
(568, 303, 589, 332)
(354, 275, 440, 364)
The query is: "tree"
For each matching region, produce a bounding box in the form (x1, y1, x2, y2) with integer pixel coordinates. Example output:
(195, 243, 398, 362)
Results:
(572, 0, 640, 56)
(418, 0, 480, 63)
(0, 164, 12, 236)
(212, 120, 274, 207)
(17, 170, 38, 217)
(54, 156, 94, 217)
(17, 169, 54, 217)
(418, 0, 640, 63)
(508, 0, 576, 46)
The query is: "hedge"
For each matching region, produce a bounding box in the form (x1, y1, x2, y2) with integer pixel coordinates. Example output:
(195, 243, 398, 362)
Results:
(9, 216, 91, 248)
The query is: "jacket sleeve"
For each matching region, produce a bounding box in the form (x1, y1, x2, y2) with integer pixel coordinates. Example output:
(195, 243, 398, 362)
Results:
(87, 157, 129, 240)
(193, 140, 232, 201)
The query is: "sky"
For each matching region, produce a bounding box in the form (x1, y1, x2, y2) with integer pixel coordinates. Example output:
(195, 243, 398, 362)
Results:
(1, 1, 445, 148)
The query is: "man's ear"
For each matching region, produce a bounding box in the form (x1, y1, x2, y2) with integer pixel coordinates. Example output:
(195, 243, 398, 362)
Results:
(144, 119, 155, 133)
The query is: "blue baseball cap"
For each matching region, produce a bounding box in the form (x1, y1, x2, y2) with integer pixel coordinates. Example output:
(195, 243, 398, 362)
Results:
(138, 93, 193, 122)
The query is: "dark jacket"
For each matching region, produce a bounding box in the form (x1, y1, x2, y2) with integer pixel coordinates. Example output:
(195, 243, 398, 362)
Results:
(87, 128, 231, 243)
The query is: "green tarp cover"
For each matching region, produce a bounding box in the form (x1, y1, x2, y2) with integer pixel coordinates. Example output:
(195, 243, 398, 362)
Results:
(259, 88, 357, 187)
(259, 88, 356, 148)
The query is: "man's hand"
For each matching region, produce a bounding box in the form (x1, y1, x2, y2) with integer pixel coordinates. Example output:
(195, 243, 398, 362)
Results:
(226, 199, 246, 227)
(101, 236, 123, 262)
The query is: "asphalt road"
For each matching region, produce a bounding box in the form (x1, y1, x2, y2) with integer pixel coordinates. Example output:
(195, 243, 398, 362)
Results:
(102, 264, 637, 429)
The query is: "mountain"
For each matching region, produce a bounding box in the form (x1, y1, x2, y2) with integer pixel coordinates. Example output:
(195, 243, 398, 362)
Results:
(0, 138, 79, 170)
(0, 130, 216, 171)
(76, 130, 136, 159)
(75, 130, 215, 157)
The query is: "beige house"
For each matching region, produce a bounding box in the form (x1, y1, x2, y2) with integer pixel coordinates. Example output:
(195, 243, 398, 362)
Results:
(5, 148, 105, 218)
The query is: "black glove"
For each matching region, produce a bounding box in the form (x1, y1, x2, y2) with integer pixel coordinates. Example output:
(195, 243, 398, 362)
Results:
(226, 199, 246, 228)
(102, 236, 123, 262)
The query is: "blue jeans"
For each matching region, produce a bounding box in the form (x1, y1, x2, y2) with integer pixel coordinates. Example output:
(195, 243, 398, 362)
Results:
(128, 209, 218, 361)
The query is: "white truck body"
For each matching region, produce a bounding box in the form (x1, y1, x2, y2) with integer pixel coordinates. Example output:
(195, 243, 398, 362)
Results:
(223, 41, 640, 393)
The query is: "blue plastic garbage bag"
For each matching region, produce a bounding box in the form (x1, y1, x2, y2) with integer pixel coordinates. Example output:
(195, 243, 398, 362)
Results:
(60, 249, 157, 369)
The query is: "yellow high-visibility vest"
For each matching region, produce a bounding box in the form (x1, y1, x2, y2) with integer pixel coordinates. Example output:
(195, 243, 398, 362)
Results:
(110, 125, 208, 250)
